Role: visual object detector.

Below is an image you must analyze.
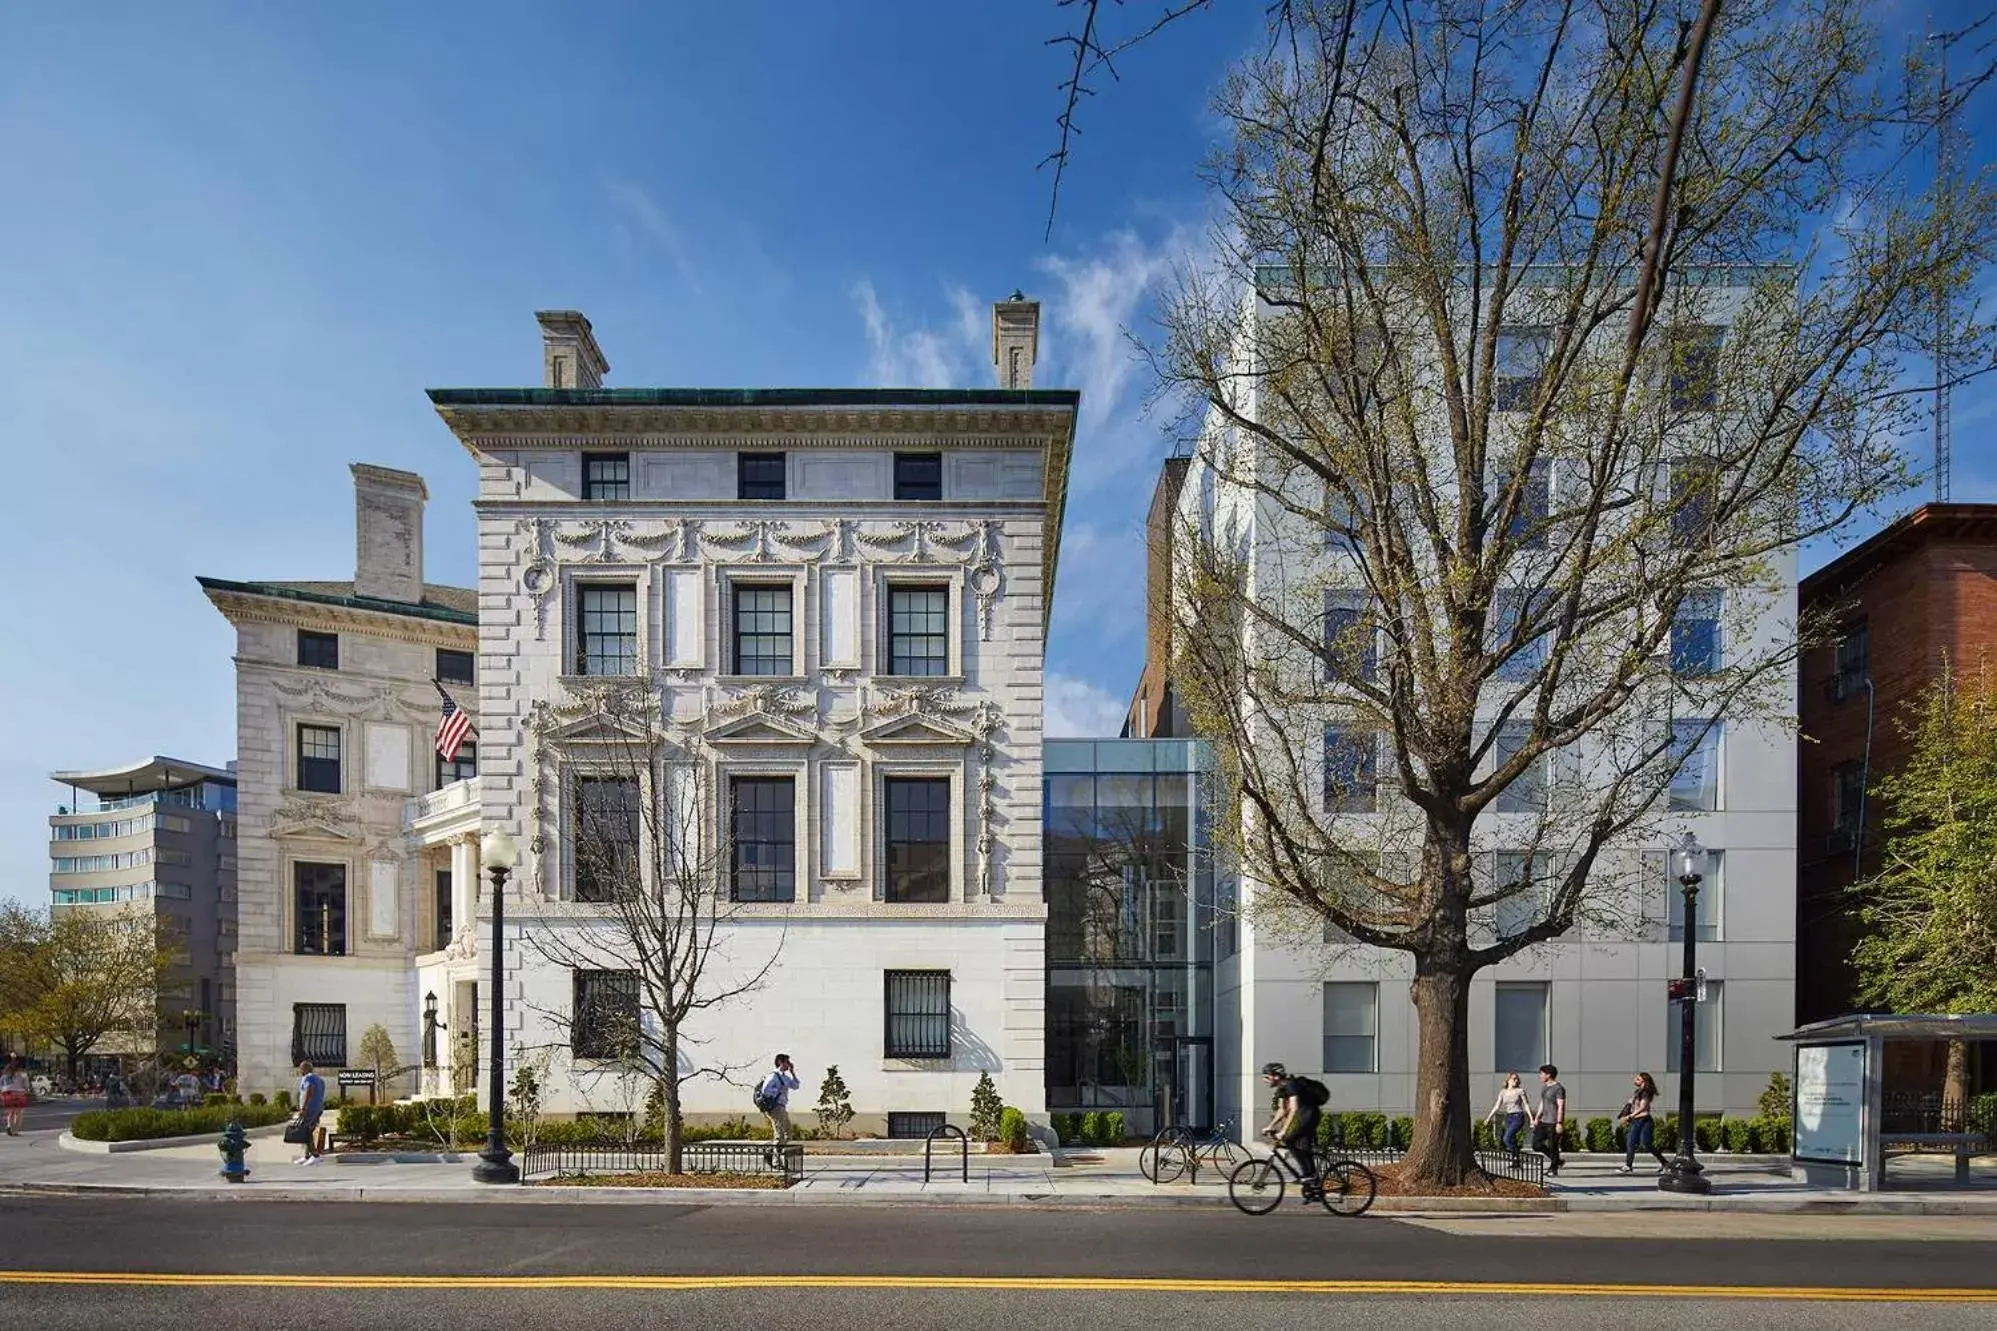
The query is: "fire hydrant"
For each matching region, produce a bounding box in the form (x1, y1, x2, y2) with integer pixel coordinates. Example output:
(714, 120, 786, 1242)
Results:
(217, 1118, 250, 1183)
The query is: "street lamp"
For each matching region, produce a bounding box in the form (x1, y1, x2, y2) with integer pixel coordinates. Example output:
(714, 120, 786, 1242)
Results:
(472, 830, 519, 1184)
(422, 991, 439, 1071)
(1659, 831, 1712, 1195)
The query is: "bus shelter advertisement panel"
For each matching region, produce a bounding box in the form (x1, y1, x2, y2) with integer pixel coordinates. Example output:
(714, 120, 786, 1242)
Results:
(1795, 1041, 1866, 1166)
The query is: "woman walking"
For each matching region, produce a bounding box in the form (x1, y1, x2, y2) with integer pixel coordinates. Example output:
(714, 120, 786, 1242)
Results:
(1617, 1072, 1670, 1174)
(1485, 1072, 1532, 1160)
(1, 1057, 32, 1136)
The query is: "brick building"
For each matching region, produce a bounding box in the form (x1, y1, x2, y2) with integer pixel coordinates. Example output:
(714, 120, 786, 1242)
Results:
(1123, 456, 1190, 739)
(1796, 502, 1997, 1031)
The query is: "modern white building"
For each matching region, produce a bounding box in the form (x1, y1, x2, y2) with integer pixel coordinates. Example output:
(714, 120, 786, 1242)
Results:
(421, 305, 1079, 1130)
(202, 466, 480, 1097)
(1173, 277, 1799, 1128)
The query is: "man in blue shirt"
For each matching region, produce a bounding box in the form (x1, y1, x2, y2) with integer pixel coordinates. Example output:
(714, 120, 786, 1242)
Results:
(294, 1060, 328, 1164)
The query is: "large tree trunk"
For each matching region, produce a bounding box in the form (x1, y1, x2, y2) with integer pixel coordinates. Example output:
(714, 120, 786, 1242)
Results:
(663, 1032, 684, 1175)
(1944, 1040, 1971, 1131)
(1401, 963, 1481, 1187)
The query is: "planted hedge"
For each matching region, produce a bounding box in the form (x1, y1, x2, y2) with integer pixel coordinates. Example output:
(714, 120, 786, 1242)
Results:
(71, 1104, 292, 1142)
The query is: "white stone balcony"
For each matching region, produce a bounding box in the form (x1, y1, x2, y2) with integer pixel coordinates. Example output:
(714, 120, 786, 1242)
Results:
(405, 776, 481, 846)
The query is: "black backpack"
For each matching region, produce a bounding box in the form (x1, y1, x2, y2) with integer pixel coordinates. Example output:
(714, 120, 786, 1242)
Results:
(1295, 1076, 1331, 1109)
(751, 1081, 776, 1114)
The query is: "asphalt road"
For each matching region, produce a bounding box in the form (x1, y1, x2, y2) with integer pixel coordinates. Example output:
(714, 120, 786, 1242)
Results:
(0, 1196, 1992, 1330)
(8, 1097, 91, 1134)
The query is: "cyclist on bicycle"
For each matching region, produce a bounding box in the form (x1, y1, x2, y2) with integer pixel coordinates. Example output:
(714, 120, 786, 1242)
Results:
(1260, 1061, 1322, 1199)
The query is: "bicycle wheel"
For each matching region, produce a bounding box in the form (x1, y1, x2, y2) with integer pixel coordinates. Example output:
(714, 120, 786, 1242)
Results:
(1318, 1159, 1377, 1216)
(1141, 1141, 1189, 1184)
(1228, 1157, 1286, 1215)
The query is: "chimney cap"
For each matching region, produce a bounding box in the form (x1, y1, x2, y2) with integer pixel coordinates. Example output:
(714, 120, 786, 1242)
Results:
(349, 462, 428, 500)
(534, 309, 610, 379)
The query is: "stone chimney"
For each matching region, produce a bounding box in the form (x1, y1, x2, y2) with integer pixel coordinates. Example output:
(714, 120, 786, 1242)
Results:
(352, 464, 427, 604)
(536, 310, 609, 389)
(992, 291, 1040, 389)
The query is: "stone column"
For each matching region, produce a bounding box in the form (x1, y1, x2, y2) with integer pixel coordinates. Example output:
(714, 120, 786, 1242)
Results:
(451, 836, 476, 944)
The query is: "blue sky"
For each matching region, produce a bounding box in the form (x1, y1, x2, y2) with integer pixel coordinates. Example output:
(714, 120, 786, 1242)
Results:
(2, 0, 1992, 907)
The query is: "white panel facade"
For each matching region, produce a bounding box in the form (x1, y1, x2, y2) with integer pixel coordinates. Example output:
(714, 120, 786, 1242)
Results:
(365, 723, 412, 792)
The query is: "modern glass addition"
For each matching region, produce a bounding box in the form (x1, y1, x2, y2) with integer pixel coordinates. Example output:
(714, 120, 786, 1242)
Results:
(583, 452, 631, 501)
(297, 725, 342, 794)
(730, 776, 795, 902)
(1494, 981, 1548, 1072)
(887, 586, 949, 676)
(298, 630, 339, 671)
(1669, 720, 1722, 812)
(577, 584, 639, 676)
(738, 452, 786, 500)
(883, 777, 950, 903)
(884, 970, 951, 1059)
(893, 452, 943, 501)
(293, 862, 347, 956)
(733, 586, 794, 676)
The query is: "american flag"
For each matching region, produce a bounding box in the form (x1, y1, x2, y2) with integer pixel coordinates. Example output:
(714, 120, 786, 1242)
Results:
(433, 681, 475, 762)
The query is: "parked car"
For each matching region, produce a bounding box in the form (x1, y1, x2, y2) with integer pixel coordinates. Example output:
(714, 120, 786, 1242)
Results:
(30, 1075, 53, 1098)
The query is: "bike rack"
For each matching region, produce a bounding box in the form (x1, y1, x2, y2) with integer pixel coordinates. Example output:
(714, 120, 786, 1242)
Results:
(924, 1123, 968, 1183)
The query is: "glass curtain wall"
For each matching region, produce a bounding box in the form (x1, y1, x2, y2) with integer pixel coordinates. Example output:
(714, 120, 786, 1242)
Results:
(1044, 740, 1217, 1135)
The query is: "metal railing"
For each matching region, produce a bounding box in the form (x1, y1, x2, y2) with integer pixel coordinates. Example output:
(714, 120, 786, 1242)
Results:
(924, 1123, 969, 1183)
(1330, 1145, 1547, 1187)
(1881, 1093, 1995, 1142)
(520, 1138, 805, 1183)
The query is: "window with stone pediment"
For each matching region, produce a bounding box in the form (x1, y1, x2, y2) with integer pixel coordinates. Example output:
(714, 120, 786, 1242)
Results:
(886, 585, 950, 677)
(297, 725, 342, 794)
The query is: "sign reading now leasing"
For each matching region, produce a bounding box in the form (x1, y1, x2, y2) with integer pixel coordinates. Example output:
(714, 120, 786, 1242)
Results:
(1795, 1041, 1866, 1166)
(337, 1070, 377, 1088)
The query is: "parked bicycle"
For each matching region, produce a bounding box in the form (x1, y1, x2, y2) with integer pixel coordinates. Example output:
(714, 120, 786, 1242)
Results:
(1141, 1118, 1244, 1184)
(1227, 1133, 1377, 1216)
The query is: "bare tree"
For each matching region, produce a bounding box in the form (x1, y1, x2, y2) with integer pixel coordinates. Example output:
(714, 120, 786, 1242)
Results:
(1158, 0, 1997, 1185)
(522, 683, 784, 1173)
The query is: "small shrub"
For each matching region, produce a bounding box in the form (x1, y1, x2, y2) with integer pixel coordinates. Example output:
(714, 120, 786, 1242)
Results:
(1694, 1118, 1721, 1153)
(70, 1104, 291, 1143)
(248, 1092, 267, 1106)
(1351, 1111, 1388, 1148)
(1389, 1116, 1413, 1150)
(814, 1066, 855, 1140)
(1656, 1114, 1680, 1153)
(1317, 1112, 1343, 1147)
(1473, 1118, 1497, 1151)
(1751, 1115, 1791, 1154)
(1053, 1113, 1079, 1144)
(203, 1093, 231, 1107)
(1560, 1119, 1582, 1153)
(1585, 1117, 1616, 1153)
(1758, 1072, 1794, 1125)
(1080, 1111, 1105, 1146)
(998, 1107, 1031, 1153)
(276, 1090, 294, 1111)
(339, 1105, 376, 1142)
(1723, 1118, 1755, 1154)
(1103, 1111, 1126, 1144)
(968, 1072, 1004, 1142)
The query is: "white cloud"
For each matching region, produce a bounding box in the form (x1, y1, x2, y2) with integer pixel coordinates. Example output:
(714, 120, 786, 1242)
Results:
(603, 180, 703, 296)
(851, 279, 984, 388)
(1046, 671, 1128, 738)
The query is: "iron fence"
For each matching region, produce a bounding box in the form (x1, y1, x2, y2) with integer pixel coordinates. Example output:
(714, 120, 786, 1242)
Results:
(1326, 1145, 1546, 1187)
(520, 1138, 804, 1183)
(1881, 1093, 1995, 1143)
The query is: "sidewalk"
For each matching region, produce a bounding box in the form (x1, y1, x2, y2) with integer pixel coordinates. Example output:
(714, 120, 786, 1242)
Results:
(6, 1128, 1996, 1213)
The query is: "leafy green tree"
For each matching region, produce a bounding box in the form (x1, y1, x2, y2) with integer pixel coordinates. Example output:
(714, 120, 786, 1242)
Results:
(814, 1065, 855, 1140)
(968, 1070, 1004, 1142)
(0, 904, 174, 1081)
(1851, 660, 1997, 1110)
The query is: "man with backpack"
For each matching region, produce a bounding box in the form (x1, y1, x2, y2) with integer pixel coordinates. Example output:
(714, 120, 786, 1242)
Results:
(1261, 1061, 1330, 1199)
(753, 1053, 800, 1161)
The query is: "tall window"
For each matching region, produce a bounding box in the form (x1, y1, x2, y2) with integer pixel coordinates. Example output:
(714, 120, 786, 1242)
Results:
(1494, 981, 1548, 1073)
(1669, 720, 1722, 812)
(576, 584, 638, 676)
(887, 586, 949, 676)
(297, 725, 342, 794)
(583, 452, 631, 501)
(1494, 852, 1539, 940)
(1831, 622, 1869, 702)
(573, 776, 640, 903)
(293, 863, 347, 956)
(1669, 459, 1717, 547)
(884, 777, 951, 903)
(571, 969, 640, 1060)
(1493, 724, 1546, 813)
(1323, 591, 1377, 683)
(733, 585, 794, 676)
(1665, 980, 1723, 1072)
(1324, 727, 1379, 813)
(437, 739, 477, 789)
(291, 1003, 347, 1066)
(1667, 325, 1723, 412)
(738, 452, 786, 500)
(1494, 460, 1550, 548)
(436, 648, 475, 685)
(730, 776, 795, 902)
(1490, 590, 1545, 683)
(884, 970, 951, 1059)
(1667, 849, 1724, 942)
(298, 630, 339, 670)
(1494, 327, 1552, 411)
(1671, 590, 1723, 676)
(1322, 982, 1378, 1073)
(894, 451, 943, 501)
(433, 868, 453, 951)
(1831, 762, 1866, 846)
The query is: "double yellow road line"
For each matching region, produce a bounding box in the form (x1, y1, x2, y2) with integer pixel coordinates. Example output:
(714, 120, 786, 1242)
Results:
(0, 1272, 1993, 1301)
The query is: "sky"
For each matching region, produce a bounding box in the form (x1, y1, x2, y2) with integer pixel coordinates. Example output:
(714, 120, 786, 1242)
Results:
(2, 0, 1993, 909)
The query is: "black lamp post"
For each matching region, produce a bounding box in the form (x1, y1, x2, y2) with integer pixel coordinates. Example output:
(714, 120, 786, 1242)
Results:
(472, 830, 519, 1184)
(1659, 831, 1712, 1195)
(422, 991, 439, 1071)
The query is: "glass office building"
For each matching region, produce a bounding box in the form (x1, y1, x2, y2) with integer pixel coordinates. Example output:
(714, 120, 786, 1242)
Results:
(1044, 739, 1221, 1135)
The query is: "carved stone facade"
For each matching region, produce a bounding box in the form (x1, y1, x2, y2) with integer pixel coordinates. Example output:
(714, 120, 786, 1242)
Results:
(430, 303, 1080, 1125)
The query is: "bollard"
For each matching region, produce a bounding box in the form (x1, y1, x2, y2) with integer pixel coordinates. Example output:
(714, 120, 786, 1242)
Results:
(217, 1117, 251, 1183)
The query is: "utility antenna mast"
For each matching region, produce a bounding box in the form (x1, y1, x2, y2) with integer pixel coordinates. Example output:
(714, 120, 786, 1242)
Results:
(1925, 20, 1960, 501)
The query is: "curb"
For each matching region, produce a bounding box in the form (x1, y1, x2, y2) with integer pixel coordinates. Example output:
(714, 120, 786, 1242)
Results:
(58, 1124, 292, 1155)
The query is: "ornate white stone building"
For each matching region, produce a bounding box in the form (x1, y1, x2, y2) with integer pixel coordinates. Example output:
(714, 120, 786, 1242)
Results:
(202, 466, 480, 1097)
(422, 304, 1079, 1128)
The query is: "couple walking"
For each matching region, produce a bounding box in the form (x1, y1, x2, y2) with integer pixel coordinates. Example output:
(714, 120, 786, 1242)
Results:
(1484, 1066, 1674, 1175)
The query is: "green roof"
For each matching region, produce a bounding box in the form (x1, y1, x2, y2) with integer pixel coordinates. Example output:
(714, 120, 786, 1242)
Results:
(197, 577, 477, 627)
(427, 387, 1081, 410)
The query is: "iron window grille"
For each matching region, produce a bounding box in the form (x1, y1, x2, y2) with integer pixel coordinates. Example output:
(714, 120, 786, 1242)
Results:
(298, 630, 339, 671)
(573, 776, 640, 903)
(884, 777, 951, 903)
(887, 585, 950, 676)
(893, 452, 943, 501)
(437, 739, 477, 790)
(571, 969, 640, 1060)
(1830, 623, 1869, 702)
(291, 1003, 347, 1067)
(576, 584, 639, 676)
(1323, 727, 1379, 813)
(738, 452, 786, 500)
(583, 452, 631, 501)
(436, 648, 475, 685)
(733, 585, 794, 676)
(886, 1111, 948, 1140)
(730, 776, 796, 902)
(297, 725, 342, 794)
(293, 862, 346, 957)
(884, 970, 951, 1059)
